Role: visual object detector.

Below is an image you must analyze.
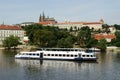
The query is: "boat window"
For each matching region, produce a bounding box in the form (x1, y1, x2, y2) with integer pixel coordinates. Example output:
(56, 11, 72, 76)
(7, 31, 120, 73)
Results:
(29, 54, 32, 55)
(63, 54, 65, 57)
(48, 54, 50, 56)
(55, 54, 58, 56)
(33, 54, 35, 55)
(91, 55, 93, 57)
(87, 55, 89, 57)
(51, 54, 54, 56)
(75, 55, 77, 57)
(82, 55, 85, 57)
(44, 54, 46, 56)
(37, 54, 39, 56)
(59, 54, 62, 56)
(67, 54, 69, 57)
(71, 54, 73, 57)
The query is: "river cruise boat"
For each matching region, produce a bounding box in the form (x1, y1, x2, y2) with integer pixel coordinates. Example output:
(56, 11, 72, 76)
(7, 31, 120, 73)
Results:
(15, 48, 97, 61)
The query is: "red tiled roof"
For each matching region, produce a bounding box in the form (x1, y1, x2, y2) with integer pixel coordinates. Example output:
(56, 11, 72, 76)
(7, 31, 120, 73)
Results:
(56, 21, 102, 25)
(0, 25, 22, 30)
(94, 34, 116, 40)
(38, 19, 104, 26)
(38, 21, 57, 25)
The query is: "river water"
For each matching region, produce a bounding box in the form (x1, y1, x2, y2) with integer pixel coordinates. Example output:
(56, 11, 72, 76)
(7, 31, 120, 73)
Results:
(0, 50, 120, 80)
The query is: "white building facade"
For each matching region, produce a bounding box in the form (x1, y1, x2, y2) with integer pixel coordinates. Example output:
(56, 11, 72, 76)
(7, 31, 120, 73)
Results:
(53, 19, 104, 30)
(0, 25, 25, 45)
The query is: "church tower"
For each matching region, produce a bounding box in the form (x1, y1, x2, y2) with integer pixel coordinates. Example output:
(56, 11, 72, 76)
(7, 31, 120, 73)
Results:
(39, 12, 45, 22)
(39, 14, 41, 22)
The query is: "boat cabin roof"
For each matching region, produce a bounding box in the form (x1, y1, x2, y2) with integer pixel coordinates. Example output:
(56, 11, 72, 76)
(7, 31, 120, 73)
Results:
(38, 48, 84, 51)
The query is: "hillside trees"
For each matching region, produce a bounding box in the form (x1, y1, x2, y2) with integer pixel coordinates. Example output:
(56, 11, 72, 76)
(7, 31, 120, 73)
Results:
(77, 26, 95, 48)
(23, 24, 107, 51)
(97, 38, 107, 52)
(33, 30, 56, 47)
(111, 31, 120, 47)
(24, 24, 76, 48)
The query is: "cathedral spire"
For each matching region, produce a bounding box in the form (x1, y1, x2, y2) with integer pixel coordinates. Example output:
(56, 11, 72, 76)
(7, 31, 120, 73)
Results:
(42, 11, 45, 20)
(39, 14, 41, 22)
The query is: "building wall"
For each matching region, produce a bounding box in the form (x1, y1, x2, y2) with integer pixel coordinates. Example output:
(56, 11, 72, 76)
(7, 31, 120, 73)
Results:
(53, 22, 103, 30)
(0, 25, 25, 45)
(83, 24, 102, 30)
(54, 23, 83, 30)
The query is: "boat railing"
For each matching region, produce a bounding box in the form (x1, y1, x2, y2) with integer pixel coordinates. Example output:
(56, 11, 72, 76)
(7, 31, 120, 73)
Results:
(38, 48, 85, 52)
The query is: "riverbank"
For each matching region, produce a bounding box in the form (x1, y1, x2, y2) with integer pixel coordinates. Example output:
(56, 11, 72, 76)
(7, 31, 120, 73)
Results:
(107, 46, 120, 52)
(1, 45, 120, 53)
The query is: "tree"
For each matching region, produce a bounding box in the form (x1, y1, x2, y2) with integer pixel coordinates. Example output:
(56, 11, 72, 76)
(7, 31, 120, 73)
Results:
(111, 31, 120, 47)
(86, 38, 98, 48)
(57, 37, 73, 48)
(2, 35, 20, 49)
(23, 24, 43, 44)
(33, 30, 56, 47)
(77, 27, 91, 47)
(70, 27, 73, 32)
(114, 24, 120, 30)
(97, 38, 107, 52)
(102, 24, 110, 33)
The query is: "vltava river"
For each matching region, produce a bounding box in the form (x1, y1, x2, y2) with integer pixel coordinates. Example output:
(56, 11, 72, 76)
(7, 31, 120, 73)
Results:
(0, 50, 120, 80)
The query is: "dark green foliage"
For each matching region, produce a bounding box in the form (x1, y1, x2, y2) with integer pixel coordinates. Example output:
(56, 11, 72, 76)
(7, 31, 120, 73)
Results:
(23, 24, 119, 52)
(86, 38, 98, 48)
(114, 24, 120, 30)
(2, 35, 20, 49)
(23, 24, 43, 44)
(77, 26, 91, 47)
(33, 30, 56, 47)
(97, 38, 107, 52)
(57, 35, 75, 48)
(24, 24, 76, 48)
(111, 31, 120, 47)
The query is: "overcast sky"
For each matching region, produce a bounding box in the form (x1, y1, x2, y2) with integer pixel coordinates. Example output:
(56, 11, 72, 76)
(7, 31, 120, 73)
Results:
(0, 0, 120, 25)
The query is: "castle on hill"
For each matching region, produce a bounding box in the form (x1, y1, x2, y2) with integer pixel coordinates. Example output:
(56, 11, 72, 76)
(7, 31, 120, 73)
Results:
(38, 12, 104, 31)
(39, 12, 57, 25)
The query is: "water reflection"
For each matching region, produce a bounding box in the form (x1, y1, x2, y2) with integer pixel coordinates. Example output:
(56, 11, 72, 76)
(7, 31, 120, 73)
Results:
(0, 50, 120, 80)
(15, 59, 98, 73)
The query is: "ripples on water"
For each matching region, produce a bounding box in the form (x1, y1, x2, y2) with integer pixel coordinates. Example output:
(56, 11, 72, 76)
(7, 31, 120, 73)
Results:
(0, 50, 120, 80)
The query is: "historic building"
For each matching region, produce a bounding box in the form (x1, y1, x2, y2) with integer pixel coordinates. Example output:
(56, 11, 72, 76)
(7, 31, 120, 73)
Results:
(38, 13, 104, 30)
(0, 24, 25, 45)
(94, 33, 116, 42)
(54, 19, 104, 30)
(38, 12, 57, 25)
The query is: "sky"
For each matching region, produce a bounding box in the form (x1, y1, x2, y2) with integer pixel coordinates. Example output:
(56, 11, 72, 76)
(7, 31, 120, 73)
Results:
(0, 0, 120, 25)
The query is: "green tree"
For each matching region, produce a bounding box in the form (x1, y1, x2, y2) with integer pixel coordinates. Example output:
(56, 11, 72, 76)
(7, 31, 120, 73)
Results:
(33, 30, 56, 47)
(77, 26, 91, 47)
(23, 24, 43, 44)
(114, 24, 120, 30)
(86, 38, 98, 48)
(97, 38, 107, 52)
(111, 31, 120, 47)
(102, 24, 110, 33)
(2, 35, 20, 49)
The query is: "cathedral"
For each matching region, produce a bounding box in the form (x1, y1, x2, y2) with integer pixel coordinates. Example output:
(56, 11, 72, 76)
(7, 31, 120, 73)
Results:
(39, 12, 57, 25)
(38, 12, 104, 31)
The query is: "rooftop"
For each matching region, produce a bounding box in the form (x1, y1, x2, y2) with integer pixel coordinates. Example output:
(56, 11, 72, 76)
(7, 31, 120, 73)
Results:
(0, 25, 22, 30)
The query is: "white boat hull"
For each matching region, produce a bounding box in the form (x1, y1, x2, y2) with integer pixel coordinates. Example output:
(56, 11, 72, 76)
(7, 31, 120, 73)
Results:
(15, 48, 97, 61)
